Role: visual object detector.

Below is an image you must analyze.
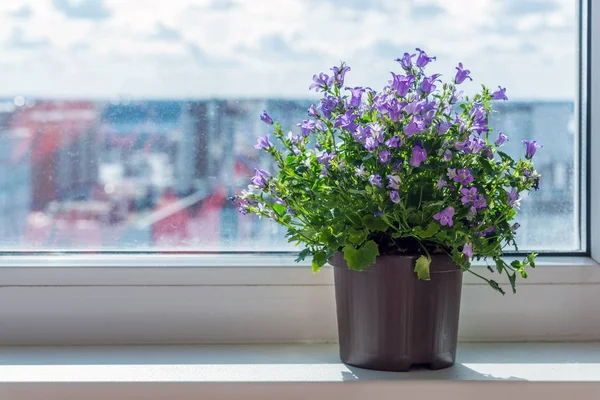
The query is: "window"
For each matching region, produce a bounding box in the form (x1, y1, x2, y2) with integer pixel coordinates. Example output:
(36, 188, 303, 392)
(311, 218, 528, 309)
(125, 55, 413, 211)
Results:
(0, 0, 596, 347)
(0, 0, 582, 253)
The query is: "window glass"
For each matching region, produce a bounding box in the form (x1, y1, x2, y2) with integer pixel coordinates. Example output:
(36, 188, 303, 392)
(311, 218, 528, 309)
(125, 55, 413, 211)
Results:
(0, 0, 579, 251)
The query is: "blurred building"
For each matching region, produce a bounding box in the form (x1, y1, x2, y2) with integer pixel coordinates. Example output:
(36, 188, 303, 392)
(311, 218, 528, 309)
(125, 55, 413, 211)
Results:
(9, 101, 100, 212)
(0, 102, 30, 245)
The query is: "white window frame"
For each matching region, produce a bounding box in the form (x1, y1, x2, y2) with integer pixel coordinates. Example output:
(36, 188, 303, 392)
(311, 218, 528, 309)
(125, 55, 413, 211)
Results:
(0, 1, 599, 346)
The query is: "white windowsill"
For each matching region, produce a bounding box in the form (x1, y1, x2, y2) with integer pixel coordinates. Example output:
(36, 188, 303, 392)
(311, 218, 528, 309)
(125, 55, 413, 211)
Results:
(0, 255, 599, 345)
(1, 343, 599, 399)
(0, 254, 597, 286)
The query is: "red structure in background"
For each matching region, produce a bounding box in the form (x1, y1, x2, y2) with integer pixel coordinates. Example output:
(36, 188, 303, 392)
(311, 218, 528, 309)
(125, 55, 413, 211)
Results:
(151, 188, 191, 246)
(10, 101, 100, 211)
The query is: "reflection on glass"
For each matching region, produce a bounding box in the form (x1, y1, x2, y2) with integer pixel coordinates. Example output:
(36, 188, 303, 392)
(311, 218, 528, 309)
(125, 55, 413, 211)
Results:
(0, 0, 579, 251)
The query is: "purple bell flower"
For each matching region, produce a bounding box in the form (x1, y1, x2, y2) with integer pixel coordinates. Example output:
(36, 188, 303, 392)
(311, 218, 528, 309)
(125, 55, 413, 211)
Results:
(454, 63, 472, 84)
(433, 206, 454, 227)
(260, 110, 274, 125)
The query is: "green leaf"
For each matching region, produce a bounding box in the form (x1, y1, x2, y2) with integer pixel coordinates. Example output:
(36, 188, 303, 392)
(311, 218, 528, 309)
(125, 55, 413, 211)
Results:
(413, 223, 440, 239)
(488, 279, 506, 295)
(508, 273, 517, 294)
(414, 255, 431, 281)
(272, 202, 286, 215)
(497, 151, 516, 167)
(311, 179, 325, 191)
(361, 215, 389, 232)
(348, 228, 368, 246)
(510, 260, 521, 269)
(295, 248, 311, 263)
(342, 240, 379, 271)
(495, 259, 505, 274)
(311, 251, 328, 273)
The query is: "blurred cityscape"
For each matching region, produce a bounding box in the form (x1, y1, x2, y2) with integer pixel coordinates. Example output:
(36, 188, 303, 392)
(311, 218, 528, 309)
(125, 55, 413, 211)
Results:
(0, 98, 579, 251)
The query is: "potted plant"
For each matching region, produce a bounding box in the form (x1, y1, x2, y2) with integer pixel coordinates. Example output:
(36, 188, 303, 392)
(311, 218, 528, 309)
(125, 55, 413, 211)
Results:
(232, 48, 541, 371)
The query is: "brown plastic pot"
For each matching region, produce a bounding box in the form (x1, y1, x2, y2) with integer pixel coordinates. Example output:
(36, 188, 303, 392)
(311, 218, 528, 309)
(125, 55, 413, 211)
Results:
(329, 252, 462, 372)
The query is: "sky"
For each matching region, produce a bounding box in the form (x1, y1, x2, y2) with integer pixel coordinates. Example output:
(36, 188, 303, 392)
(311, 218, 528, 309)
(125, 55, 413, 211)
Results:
(0, 0, 578, 100)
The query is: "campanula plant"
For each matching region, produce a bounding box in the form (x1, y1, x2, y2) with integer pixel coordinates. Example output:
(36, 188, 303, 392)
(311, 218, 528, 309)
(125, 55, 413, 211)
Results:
(234, 48, 541, 294)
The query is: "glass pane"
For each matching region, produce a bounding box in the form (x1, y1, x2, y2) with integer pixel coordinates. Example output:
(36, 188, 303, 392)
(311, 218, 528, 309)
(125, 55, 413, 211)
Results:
(0, 0, 579, 251)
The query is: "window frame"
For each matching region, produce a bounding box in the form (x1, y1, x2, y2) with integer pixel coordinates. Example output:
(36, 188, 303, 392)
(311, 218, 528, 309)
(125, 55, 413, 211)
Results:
(0, 0, 598, 345)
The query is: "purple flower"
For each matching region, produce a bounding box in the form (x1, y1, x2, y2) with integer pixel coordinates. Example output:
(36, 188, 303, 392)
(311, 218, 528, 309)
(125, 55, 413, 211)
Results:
(395, 52, 415, 71)
(260, 110, 274, 125)
(287, 207, 297, 216)
(392, 160, 403, 171)
(369, 174, 382, 188)
(320, 165, 329, 176)
(309, 72, 333, 92)
(477, 226, 495, 237)
(438, 121, 451, 136)
(335, 110, 359, 134)
(331, 63, 351, 86)
(389, 190, 400, 203)
(522, 140, 542, 159)
(352, 125, 369, 142)
(420, 74, 441, 95)
(385, 135, 402, 148)
(454, 169, 474, 186)
(237, 203, 248, 215)
(433, 206, 455, 227)
(474, 195, 487, 209)
(443, 149, 452, 162)
(507, 188, 521, 210)
(471, 136, 485, 153)
(460, 187, 478, 204)
(455, 138, 471, 153)
(415, 48, 435, 68)
(491, 86, 508, 101)
(251, 169, 270, 189)
(275, 197, 286, 206)
(364, 137, 378, 152)
(308, 104, 319, 118)
(386, 98, 403, 122)
(404, 98, 423, 115)
(369, 122, 385, 142)
(404, 117, 424, 136)
(298, 120, 316, 136)
(447, 168, 457, 179)
(462, 242, 473, 258)
(454, 63, 472, 84)
(346, 86, 365, 108)
(378, 150, 391, 164)
(436, 177, 447, 190)
(495, 131, 508, 146)
(410, 144, 427, 167)
(253, 134, 272, 150)
(287, 131, 302, 144)
(315, 120, 327, 132)
(317, 151, 334, 167)
(483, 146, 494, 159)
(511, 222, 520, 231)
(374, 210, 384, 217)
(355, 164, 367, 178)
(389, 72, 414, 97)
(320, 95, 338, 118)
(449, 87, 464, 104)
(387, 174, 401, 190)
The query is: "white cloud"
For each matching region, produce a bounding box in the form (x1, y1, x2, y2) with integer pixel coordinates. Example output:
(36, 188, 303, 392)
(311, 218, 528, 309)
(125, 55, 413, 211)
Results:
(0, 0, 578, 100)
(52, 0, 112, 20)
